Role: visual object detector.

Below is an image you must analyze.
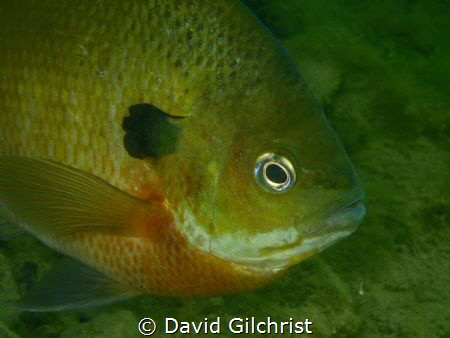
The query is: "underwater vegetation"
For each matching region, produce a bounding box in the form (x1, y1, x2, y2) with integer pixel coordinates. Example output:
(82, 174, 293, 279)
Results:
(0, 0, 449, 337)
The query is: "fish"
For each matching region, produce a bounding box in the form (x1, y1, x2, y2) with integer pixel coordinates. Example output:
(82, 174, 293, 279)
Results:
(0, 0, 365, 311)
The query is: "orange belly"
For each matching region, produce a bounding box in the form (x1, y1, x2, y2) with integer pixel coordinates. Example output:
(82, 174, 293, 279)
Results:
(62, 225, 280, 297)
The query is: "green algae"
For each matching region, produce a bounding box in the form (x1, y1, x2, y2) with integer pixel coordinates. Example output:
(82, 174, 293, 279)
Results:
(1, 0, 449, 337)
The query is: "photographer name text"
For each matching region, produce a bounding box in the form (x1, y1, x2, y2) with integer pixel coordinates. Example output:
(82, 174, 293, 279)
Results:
(139, 317, 313, 335)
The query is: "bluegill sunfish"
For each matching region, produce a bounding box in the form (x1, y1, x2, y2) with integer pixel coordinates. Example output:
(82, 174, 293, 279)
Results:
(0, 0, 365, 311)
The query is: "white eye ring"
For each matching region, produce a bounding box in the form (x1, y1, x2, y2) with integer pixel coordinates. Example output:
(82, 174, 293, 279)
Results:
(254, 153, 296, 193)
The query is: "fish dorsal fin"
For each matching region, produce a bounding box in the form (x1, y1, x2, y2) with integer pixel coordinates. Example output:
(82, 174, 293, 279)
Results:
(0, 156, 169, 238)
(16, 259, 136, 312)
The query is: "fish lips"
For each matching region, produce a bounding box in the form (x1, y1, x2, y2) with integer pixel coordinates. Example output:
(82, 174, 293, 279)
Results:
(276, 196, 366, 269)
(326, 200, 366, 231)
(308, 196, 366, 238)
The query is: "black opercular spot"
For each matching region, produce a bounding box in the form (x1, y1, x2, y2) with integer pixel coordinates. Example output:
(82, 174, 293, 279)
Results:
(265, 163, 288, 184)
(122, 104, 181, 159)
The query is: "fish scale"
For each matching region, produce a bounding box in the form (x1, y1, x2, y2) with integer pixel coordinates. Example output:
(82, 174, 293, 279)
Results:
(0, 0, 288, 303)
(0, 0, 278, 192)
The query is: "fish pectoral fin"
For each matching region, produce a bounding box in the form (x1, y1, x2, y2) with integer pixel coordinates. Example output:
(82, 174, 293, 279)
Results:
(0, 156, 168, 238)
(16, 259, 136, 312)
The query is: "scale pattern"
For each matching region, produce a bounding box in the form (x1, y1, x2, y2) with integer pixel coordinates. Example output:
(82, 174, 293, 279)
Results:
(0, 0, 288, 296)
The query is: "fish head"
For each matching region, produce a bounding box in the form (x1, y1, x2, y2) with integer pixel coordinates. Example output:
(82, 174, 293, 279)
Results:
(200, 85, 366, 273)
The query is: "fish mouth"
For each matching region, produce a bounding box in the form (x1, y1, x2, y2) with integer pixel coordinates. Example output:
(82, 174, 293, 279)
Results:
(306, 196, 366, 238)
(203, 189, 366, 274)
(328, 199, 365, 231)
(239, 194, 366, 273)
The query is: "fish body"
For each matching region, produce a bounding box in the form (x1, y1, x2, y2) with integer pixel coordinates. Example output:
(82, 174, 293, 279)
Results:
(0, 0, 365, 309)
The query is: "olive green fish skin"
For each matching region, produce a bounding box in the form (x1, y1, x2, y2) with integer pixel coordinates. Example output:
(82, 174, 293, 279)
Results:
(1, 0, 363, 273)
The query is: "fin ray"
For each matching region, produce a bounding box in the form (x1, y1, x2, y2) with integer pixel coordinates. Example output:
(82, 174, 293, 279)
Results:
(0, 156, 160, 238)
(17, 259, 136, 312)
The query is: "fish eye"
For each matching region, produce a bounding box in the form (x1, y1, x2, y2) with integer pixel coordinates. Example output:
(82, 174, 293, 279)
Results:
(254, 153, 296, 193)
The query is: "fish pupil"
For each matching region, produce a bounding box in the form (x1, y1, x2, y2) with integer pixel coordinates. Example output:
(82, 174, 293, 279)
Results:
(265, 163, 288, 184)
